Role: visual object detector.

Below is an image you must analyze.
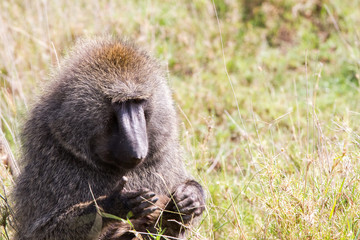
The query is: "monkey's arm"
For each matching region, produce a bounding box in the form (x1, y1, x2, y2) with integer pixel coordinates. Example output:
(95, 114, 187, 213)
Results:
(24, 188, 158, 240)
(23, 196, 124, 240)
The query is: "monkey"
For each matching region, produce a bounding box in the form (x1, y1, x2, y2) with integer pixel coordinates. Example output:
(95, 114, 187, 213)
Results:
(13, 37, 205, 240)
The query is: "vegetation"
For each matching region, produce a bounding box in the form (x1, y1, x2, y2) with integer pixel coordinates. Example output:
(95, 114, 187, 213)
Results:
(1, 0, 360, 239)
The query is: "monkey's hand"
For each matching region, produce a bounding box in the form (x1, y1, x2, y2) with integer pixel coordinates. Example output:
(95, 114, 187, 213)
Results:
(100, 195, 168, 240)
(102, 178, 159, 221)
(167, 180, 205, 224)
(122, 188, 159, 218)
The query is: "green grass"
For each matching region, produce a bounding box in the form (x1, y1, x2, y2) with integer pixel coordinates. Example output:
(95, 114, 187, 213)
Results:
(1, 0, 360, 239)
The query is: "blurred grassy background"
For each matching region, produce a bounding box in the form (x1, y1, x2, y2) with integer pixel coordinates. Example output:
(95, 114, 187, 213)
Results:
(1, 0, 360, 239)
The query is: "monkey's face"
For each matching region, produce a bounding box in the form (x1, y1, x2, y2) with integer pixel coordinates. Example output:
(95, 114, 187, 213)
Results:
(46, 39, 176, 171)
(91, 99, 149, 169)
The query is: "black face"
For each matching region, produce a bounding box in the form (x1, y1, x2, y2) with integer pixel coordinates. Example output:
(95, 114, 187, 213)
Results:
(91, 99, 149, 170)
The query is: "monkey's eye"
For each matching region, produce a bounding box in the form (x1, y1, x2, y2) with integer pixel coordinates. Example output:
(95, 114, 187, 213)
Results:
(132, 99, 146, 104)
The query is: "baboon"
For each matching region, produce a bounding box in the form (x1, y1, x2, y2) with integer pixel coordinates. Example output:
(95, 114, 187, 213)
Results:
(13, 37, 205, 240)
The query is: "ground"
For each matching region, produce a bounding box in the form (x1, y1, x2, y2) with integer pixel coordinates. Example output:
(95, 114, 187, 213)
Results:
(1, 0, 360, 239)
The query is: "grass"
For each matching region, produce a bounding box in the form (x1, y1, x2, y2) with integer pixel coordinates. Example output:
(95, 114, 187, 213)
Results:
(1, 0, 360, 239)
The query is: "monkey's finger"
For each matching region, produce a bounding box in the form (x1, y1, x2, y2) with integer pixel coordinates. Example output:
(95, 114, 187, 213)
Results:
(133, 198, 158, 212)
(128, 192, 156, 204)
(180, 214, 193, 223)
(129, 196, 158, 209)
(149, 196, 159, 204)
(125, 188, 151, 199)
(179, 203, 200, 214)
(174, 184, 187, 195)
(136, 207, 158, 217)
(144, 196, 159, 205)
(174, 197, 194, 211)
(132, 203, 157, 216)
(194, 207, 205, 216)
(174, 193, 191, 203)
(140, 191, 156, 200)
(112, 176, 128, 192)
(124, 191, 142, 199)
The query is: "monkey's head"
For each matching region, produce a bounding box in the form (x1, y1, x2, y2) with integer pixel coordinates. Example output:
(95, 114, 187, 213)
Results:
(32, 38, 177, 171)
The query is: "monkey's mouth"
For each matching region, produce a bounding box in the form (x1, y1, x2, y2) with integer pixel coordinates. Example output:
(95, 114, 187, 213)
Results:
(97, 151, 146, 170)
(119, 157, 144, 169)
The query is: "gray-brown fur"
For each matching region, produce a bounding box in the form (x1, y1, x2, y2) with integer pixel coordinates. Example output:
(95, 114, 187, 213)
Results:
(13, 37, 205, 240)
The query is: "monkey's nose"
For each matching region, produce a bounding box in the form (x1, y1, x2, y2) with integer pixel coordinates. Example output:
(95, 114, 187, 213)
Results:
(131, 157, 143, 165)
(129, 146, 147, 162)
